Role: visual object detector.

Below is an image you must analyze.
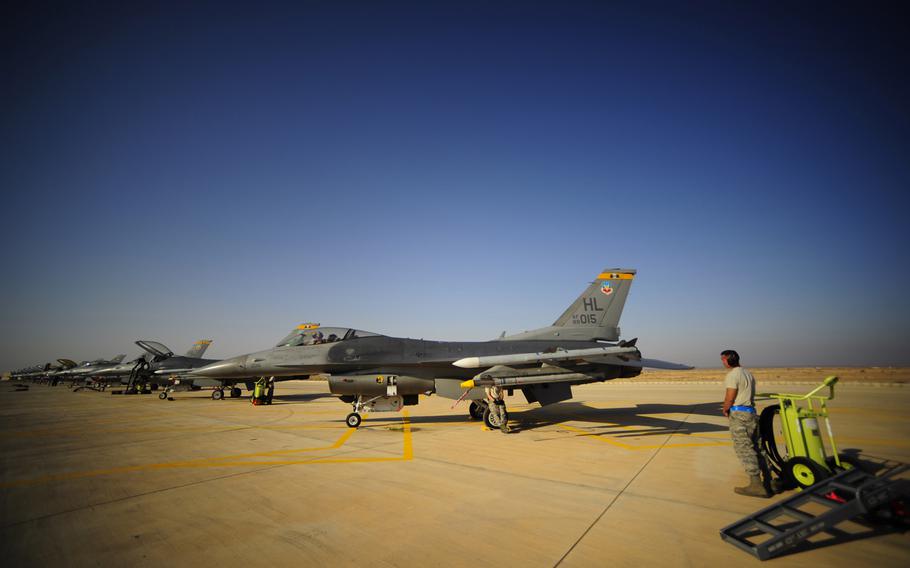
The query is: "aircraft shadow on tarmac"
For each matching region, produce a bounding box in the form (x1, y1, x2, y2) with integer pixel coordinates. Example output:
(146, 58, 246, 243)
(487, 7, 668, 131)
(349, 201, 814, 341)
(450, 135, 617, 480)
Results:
(358, 400, 729, 436)
(271, 393, 336, 403)
(505, 401, 729, 436)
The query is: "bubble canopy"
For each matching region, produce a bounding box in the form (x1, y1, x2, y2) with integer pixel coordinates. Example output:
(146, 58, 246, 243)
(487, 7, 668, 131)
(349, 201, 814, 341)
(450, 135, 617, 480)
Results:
(274, 326, 380, 348)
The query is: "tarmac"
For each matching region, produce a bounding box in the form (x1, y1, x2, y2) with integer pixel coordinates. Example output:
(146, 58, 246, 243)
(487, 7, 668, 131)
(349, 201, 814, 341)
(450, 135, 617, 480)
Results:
(0, 380, 907, 567)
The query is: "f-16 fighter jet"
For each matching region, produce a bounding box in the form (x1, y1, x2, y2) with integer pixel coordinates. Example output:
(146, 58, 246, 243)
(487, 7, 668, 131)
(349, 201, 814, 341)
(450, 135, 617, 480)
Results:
(55, 355, 127, 383)
(125, 340, 217, 397)
(189, 268, 690, 427)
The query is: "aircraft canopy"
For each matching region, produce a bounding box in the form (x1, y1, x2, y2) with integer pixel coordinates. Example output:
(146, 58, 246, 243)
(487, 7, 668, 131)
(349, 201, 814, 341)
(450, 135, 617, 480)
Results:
(275, 326, 379, 347)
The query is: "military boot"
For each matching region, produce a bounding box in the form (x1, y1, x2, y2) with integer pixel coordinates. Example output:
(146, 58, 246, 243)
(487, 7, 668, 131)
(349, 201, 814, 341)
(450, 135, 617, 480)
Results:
(734, 476, 772, 498)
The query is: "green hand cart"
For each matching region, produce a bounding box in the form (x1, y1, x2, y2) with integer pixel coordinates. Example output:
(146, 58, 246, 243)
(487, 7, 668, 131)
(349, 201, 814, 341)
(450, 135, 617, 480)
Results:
(759, 376, 855, 489)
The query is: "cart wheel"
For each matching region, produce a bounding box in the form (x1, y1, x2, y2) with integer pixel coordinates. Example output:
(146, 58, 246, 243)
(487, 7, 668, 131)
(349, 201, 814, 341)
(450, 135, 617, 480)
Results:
(346, 413, 362, 428)
(785, 457, 830, 489)
(469, 401, 486, 420)
(759, 404, 786, 472)
(158, 392, 168, 400)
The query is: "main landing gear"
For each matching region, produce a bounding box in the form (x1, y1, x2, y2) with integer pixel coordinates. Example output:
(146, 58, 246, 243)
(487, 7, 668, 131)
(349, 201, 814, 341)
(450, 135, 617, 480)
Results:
(468, 400, 486, 420)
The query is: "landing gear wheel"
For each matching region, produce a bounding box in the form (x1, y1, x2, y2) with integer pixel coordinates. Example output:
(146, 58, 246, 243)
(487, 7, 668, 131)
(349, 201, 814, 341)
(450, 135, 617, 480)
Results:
(483, 406, 508, 429)
(212, 389, 224, 401)
(158, 392, 168, 400)
(230, 387, 241, 398)
(785, 457, 830, 489)
(469, 401, 486, 420)
(346, 413, 362, 428)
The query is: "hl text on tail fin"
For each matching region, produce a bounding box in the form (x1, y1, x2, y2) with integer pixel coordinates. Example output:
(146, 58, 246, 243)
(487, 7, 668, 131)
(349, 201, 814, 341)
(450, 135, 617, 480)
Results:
(503, 268, 635, 342)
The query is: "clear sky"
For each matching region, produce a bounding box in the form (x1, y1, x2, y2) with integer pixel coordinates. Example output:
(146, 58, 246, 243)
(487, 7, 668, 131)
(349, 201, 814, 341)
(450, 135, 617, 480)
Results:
(2, 1, 908, 370)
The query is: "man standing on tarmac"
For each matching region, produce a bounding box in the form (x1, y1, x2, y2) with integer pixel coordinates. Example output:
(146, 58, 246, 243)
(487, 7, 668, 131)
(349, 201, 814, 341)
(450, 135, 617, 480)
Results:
(485, 385, 510, 433)
(722, 349, 771, 498)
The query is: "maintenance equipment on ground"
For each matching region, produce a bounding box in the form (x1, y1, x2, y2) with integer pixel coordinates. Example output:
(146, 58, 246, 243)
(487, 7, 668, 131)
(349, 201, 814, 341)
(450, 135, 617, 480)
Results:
(720, 464, 909, 560)
(759, 376, 854, 490)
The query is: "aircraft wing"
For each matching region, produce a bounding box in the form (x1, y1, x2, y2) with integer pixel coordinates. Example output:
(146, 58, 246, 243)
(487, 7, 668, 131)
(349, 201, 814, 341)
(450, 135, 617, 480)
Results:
(631, 358, 693, 370)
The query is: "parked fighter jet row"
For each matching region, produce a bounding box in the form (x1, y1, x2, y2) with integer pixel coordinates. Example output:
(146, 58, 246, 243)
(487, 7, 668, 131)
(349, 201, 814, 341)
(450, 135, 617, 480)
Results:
(8, 268, 692, 428)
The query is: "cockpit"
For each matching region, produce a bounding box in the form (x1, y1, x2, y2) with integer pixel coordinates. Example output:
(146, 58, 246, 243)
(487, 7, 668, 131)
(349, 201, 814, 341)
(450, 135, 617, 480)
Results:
(275, 325, 379, 348)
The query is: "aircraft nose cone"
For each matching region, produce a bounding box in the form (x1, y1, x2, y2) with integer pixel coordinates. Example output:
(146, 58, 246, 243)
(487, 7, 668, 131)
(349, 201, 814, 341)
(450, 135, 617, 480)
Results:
(190, 356, 247, 378)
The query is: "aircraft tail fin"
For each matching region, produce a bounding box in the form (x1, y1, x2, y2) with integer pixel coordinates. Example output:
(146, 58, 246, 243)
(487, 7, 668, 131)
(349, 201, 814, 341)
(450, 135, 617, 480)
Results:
(185, 340, 213, 358)
(503, 268, 635, 342)
(110, 354, 126, 364)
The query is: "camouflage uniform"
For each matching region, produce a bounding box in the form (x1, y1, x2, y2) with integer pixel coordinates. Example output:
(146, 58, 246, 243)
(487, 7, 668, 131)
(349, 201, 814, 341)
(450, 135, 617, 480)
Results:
(485, 386, 508, 431)
(729, 411, 762, 477)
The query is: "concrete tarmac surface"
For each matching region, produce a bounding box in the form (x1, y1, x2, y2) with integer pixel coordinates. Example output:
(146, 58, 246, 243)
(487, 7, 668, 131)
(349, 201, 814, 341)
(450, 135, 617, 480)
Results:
(1, 380, 907, 567)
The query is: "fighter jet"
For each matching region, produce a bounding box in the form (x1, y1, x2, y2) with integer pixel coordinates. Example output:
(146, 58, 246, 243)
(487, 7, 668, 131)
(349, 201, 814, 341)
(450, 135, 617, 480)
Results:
(54, 355, 127, 384)
(92, 340, 213, 391)
(189, 268, 690, 427)
(123, 340, 215, 397)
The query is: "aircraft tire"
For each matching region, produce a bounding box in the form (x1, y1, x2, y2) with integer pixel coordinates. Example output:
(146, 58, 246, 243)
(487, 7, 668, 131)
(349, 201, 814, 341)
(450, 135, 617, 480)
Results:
(212, 389, 224, 401)
(158, 392, 168, 400)
(230, 387, 241, 398)
(483, 407, 508, 429)
(345, 413, 362, 428)
(469, 401, 486, 420)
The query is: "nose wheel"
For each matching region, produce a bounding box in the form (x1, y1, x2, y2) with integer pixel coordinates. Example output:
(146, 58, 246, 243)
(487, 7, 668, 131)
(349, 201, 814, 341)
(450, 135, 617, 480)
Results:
(158, 392, 168, 400)
(346, 412, 362, 428)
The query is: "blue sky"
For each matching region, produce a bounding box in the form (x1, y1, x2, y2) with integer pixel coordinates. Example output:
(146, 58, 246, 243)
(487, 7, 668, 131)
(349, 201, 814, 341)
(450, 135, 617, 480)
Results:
(2, 1, 908, 370)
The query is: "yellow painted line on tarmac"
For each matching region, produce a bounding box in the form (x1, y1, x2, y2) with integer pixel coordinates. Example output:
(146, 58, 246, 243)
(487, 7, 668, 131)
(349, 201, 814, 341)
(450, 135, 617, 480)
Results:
(0, 423, 345, 438)
(561, 425, 732, 450)
(0, 413, 414, 489)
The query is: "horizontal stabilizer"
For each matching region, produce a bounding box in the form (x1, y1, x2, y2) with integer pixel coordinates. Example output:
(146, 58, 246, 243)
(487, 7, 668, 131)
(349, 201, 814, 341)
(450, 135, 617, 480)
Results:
(636, 358, 693, 370)
(453, 346, 638, 369)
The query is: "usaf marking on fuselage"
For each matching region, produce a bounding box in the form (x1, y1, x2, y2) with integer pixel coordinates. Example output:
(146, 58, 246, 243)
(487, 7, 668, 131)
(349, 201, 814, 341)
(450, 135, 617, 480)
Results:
(189, 267, 691, 427)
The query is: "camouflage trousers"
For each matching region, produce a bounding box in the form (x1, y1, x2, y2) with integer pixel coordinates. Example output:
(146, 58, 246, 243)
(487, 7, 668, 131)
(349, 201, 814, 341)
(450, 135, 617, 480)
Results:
(729, 411, 764, 477)
(487, 400, 506, 426)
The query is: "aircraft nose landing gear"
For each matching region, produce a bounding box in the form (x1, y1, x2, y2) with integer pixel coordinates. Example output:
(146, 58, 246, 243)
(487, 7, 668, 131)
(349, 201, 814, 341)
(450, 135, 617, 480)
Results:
(344, 394, 406, 428)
